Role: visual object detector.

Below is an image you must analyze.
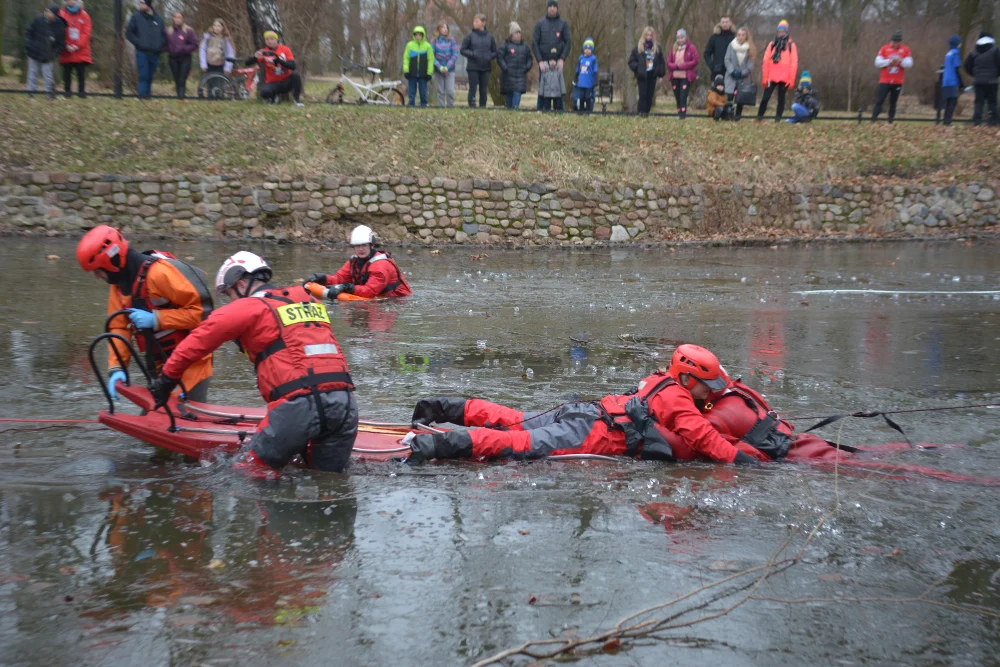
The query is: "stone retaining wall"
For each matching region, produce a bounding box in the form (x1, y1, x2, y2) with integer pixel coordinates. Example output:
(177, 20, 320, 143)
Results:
(1, 171, 997, 243)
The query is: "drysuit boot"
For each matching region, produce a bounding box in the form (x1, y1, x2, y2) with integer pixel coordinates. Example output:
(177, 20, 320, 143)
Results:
(411, 397, 468, 426)
(407, 430, 474, 463)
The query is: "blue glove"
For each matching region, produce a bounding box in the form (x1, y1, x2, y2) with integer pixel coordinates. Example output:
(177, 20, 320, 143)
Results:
(127, 308, 156, 329)
(108, 369, 127, 401)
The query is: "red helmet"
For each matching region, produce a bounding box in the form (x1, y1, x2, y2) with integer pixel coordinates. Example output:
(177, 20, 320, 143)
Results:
(76, 225, 128, 273)
(669, 344, 730, 392)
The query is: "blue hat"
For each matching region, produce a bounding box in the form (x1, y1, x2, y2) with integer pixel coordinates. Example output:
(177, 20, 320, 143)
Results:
(583, 37, 595, 51)
(949, 35, 961, 49)
(799, 70, 812, 88)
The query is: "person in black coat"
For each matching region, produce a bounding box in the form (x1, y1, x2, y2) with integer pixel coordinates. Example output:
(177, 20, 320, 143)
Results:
(628, 26, 666, 115)
(964, 32, 1000, 126)
(532, 0, 571, 109)
(25, 4, 65, 97)
(126, 0, 166, 99)
(703, 16, 735, 80)
(497, 22, 533, 109)
(461, 13, 497, 108)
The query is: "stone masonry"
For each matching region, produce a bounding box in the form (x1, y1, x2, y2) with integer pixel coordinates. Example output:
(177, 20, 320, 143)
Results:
(1, 171, 997, 244)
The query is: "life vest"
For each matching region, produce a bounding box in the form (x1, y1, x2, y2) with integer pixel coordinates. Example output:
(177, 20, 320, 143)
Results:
(598, 371, 677, 457)
(130, 250, 214, 365)
(349, 251, 410, 296)
(702, 380, 793, 460)
(248, 285, 353, 403)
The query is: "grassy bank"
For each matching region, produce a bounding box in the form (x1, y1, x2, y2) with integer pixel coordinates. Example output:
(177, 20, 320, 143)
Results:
(0, 95, 997, 188)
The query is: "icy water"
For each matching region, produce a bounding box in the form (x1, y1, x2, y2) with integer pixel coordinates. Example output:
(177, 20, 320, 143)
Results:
(1, 238, 999, 666)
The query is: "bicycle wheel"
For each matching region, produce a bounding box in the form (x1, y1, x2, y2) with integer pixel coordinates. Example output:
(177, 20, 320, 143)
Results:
(198, 73, 236, 100)
(326, 84, 345, 105)
(373, 87, 404, 106)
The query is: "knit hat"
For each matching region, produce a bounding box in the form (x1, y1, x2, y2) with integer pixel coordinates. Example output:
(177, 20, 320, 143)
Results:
(799, 70, 812, 89)
(509, 21, 521, 36)
(547, 0, 558, 6)
(583, 37, 595, 52)
(138, 0, 151, 7)
(777, 20, 789, 32)
(891, 30, 903, 42)
(46, 2, 60, 14)
(263, 30, 279, 41)
(949, 35, 961, 49)
(713, 74, 724, 87)
(676, 28, 687, 39)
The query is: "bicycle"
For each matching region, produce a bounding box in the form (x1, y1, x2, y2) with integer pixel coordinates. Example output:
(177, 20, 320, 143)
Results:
(197, 57, 259, 101)
(326, 56, 404, 105)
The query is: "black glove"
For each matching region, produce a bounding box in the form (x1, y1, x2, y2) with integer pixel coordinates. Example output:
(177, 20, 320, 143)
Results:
(305, 273, 328, 286)
(149, 375, 179, 409)
(405, 434, 438, 464)
(624, 395, 651, 430)
(327, 283, 354, 299)
(733, 451, 761, 466)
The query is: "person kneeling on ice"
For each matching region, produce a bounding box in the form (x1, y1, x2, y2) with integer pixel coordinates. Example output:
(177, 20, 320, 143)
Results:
(77, 225, 215, 402)
(786, 71, 819, 124)
(149, 252, 358, 476)
(303, 225, 412, 300)
(406, 344, 766, 464)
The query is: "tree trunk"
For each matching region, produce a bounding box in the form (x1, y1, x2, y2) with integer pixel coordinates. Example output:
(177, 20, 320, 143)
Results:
(623, 0, 636, 112)
(347, 0, 362, 61)
(0, 0, 6, 76)
(246, 0, 284, 50)
(958, 0, 983, 47)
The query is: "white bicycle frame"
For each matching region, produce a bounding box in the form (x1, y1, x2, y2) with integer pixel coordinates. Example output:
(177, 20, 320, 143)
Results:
(339, 67, 402, 105)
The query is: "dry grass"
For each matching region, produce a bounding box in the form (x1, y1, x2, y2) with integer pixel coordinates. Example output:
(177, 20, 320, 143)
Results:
(0, 94, 997, 188)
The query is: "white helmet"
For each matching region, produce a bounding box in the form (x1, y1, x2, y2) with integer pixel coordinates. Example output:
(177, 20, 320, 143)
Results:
(349, 224, 376, 246)
(215, 251, 272, 294)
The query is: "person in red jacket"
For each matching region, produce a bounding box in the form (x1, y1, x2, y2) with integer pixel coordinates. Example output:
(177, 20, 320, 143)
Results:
(59, 0, 92, 97)
(248, 29, 304, 106)
(757, 19, 798, 121)
(871, 30, 913, 123)
(304, 225, 412, 300)
(149, 251, 358, 477)
(405, 344, 761, 465)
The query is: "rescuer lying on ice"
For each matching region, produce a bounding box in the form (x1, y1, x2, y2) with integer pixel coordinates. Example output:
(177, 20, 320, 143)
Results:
(148, 252, 358, 476)
(76, 225, 215, 402)
(303, 225, 412, 300)
(407, 344, 777, 464)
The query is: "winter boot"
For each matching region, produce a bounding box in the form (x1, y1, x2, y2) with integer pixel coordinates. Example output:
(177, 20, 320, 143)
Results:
(411, 397, 468, 426)
(406, 430, 474, 463)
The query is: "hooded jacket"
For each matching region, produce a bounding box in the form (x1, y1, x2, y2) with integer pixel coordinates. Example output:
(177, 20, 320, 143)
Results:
(793, 85, 820, 119)
(723, 39, 754, 95)
(964, 36, 1000, 85)
(761, 37, 798, 87)
(703, 24, 735, 76)
(432, 33, 459, 72)
(59, 5, 92, 65)
(497, 38, 533, 94)
(25, 13, 65, 62)
(532, 12, 571, 63)
(125, 8, 166, 54)
(165, 24, 198, 57)
(576, 51, 598, 89)
(402, 27, 435, 80)
(460, 28, 497, 72)
(667, 42, 699, 83)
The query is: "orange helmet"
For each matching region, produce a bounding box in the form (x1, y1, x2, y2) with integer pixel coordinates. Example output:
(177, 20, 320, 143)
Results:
(669, 344, 730, 392)
(76, 225, 128, 273)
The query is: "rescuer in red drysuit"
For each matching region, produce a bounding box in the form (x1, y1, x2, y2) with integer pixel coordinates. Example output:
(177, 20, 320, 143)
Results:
(303, 225, 412, 300)
(406, 344, 764, 464)
(149, 251, 358, 477)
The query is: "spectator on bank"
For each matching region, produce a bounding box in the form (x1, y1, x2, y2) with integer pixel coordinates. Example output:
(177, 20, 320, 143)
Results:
(786, 70, 819, 124)
(964, 31, 1000, 126)
(573, 37, 597, 113)
(667, 29, 698, 119)
(59, 0, 92, 97)
(871, 30, 913, 123)
(703, 15, 735, 81)
(758, 19, 797, 122)
(199, 18, 235, 74)
(941, 35, 963, 126)
(532, 0, 571, 110)
(706, 74, 729, 119)
(432, 21, 458, 108)
(627, 26, 666, 115)
(539, 58, 566, 111)
(461, 14, 497, 108)
(497, 22, 533, 109)
(250, 30, 304, 107)
(25, 3, 65, 98)
(126, 0, 166, 99)
(165, 12, 197, 99)
(403, 25, 434, 107)
(723, 25, 755, 121)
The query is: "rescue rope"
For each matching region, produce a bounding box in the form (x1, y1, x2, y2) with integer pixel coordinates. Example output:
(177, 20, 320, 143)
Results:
(787, 402, 1000, 421)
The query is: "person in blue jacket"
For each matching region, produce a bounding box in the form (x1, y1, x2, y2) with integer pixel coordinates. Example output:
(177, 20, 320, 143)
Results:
(941, 35, 963, 126)
(573, 37, 598, 113)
